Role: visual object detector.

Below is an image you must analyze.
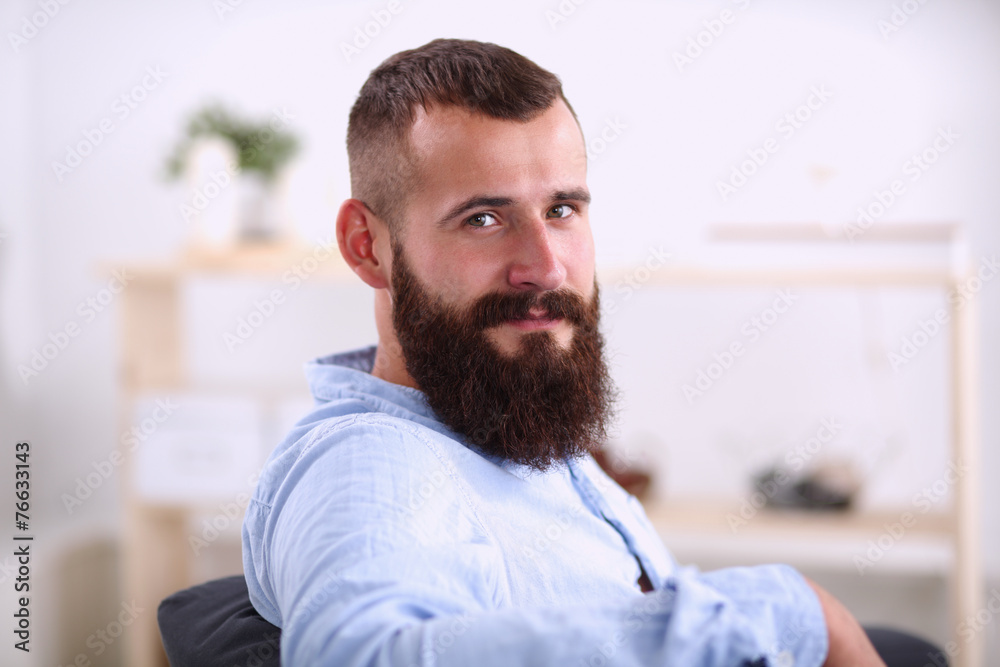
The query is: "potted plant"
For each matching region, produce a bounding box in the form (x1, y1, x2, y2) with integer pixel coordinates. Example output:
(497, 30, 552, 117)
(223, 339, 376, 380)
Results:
(166, 103, 299, 243)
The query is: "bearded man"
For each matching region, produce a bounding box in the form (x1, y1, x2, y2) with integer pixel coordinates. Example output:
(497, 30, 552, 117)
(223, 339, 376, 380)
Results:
(240, 38, 906, 666)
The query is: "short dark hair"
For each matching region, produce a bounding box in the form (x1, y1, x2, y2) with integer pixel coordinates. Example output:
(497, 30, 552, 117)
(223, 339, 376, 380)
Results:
(347, 38, 578, 234)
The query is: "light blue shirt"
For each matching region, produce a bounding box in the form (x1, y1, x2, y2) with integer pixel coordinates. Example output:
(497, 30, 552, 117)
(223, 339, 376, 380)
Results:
(243, 346, 828, 666)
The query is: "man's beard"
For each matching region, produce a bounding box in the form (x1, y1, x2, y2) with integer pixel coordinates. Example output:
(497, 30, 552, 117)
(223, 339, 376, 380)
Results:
(389, 240, 616, 471)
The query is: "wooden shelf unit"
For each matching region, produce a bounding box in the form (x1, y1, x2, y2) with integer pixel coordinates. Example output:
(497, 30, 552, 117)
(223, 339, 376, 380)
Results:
(621, 223, 982, 667)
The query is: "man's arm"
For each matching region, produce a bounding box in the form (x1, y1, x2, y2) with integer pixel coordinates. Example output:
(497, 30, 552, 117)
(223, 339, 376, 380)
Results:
(805, 579, 886, 667)
(244, 418, 831, 666)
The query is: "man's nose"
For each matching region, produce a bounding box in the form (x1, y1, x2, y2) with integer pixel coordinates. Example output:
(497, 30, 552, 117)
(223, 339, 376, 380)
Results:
(506, 219, 567, 291)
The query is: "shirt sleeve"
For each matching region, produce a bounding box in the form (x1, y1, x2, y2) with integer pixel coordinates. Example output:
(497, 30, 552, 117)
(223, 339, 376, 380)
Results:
(243, 417, 829, 667)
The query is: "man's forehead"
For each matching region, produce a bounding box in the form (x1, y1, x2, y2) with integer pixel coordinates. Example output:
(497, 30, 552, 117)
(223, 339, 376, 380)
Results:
(408, 100, 585, 163)
(404, 100, 588, 211)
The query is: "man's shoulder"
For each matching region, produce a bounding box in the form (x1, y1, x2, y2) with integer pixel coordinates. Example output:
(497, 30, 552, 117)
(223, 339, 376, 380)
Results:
(299, 410, 447, 462)
(253, 407, 472, 505)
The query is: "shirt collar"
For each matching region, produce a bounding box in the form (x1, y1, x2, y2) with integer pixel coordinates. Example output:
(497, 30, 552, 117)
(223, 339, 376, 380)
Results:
(304, 344, 444, 425)
(305, 345, 577, 474)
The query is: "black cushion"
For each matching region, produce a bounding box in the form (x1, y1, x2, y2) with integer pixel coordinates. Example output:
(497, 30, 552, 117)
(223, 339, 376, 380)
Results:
(158, 575, 280, 666)
(158, 576, 949, 666)
(865, 626, 949, 667)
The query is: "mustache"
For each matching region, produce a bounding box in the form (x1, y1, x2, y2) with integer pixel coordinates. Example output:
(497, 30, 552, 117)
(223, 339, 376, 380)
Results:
(469, 287, 592, 329)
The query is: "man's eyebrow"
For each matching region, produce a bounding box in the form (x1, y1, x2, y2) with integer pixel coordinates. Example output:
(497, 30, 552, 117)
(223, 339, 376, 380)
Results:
(435, 189, 591, 229)
(553, 188, 591, 205)
(436, 196, 514, 229)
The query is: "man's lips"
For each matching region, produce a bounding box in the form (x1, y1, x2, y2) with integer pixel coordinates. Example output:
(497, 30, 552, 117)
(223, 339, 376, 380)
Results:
(505, 308, 563, 331)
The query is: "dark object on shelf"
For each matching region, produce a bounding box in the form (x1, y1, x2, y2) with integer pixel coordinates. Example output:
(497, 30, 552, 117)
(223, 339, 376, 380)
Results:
(754, 465, 855, 511)
(592, 448, 652, 500)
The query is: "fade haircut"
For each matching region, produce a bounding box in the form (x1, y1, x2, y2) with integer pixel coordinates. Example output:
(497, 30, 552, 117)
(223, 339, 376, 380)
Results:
(346, 38, 579, 236)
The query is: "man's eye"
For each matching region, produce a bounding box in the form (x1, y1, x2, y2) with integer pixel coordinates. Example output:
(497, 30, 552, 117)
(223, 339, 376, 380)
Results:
(547, 204, 573, 219)
(466, 212, 498, 228)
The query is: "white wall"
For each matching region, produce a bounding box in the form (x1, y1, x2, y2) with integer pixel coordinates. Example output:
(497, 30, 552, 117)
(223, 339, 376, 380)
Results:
(2, 0, 998, 664)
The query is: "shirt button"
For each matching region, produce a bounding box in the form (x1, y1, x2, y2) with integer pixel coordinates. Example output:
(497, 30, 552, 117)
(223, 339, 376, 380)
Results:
(774, 649, 794, 667)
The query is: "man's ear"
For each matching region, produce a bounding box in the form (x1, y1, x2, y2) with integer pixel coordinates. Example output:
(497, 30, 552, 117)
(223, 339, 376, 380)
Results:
(336, 198, 391, 290)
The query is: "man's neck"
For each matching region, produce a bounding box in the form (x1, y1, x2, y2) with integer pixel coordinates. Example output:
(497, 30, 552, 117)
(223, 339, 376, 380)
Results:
(370, 341, 419, 390)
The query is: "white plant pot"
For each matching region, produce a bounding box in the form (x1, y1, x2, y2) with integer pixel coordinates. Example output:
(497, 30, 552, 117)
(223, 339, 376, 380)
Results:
(237, 171, 283, 242)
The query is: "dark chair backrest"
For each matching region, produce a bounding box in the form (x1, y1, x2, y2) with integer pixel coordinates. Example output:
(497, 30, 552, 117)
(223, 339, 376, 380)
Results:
(158, 575, 282, 666)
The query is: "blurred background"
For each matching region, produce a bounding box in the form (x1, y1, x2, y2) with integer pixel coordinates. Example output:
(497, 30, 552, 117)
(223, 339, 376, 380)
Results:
(1, 0, 998, 665)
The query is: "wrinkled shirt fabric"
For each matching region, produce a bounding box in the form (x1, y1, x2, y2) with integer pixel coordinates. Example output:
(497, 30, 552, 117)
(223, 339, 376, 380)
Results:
(243, 346, 827, 666)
